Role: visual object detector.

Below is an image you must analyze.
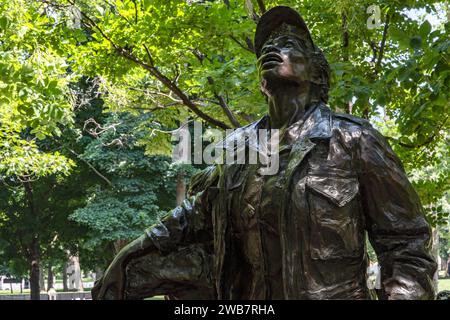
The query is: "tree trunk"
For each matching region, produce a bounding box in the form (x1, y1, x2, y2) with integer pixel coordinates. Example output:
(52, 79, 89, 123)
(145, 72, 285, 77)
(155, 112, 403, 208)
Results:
(176, 171, 186, 206)
(67, 255, 84, 292)
(62, 264, 68, 292)
(441, 256, 447, 271)
(39, 265, 45, 291)
(256, 0, 266, 14)
(432, 228, 439, 293)
(447, 1, 449, 24)
(340, 11, 353, 115)
(47, 264, 54, 290)
(29, 249, 40, 300)
(94, 267, 104, 282)
(24, 181, 41, 300)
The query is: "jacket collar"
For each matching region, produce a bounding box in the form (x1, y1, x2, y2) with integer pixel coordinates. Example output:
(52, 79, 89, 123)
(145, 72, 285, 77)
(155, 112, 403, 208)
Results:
(271, 101, 332, 142)
(219, 102, 332, 155)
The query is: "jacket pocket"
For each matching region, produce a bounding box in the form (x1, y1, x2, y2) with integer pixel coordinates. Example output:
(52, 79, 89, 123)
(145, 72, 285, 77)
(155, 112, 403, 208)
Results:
(306, 175, 359, 207)
(306, 175, 363, 260)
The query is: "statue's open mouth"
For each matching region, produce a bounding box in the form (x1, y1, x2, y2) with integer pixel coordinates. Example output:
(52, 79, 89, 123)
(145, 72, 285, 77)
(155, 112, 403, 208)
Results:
(260, 53, 283, 70)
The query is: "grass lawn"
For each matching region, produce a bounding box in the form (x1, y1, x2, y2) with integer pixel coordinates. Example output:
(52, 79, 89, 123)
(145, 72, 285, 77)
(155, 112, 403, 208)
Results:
(2, 280, 450, 297)
(438, 278, 450, 292)
(0, 288, 92, 295)
(0, 289, 30, 295)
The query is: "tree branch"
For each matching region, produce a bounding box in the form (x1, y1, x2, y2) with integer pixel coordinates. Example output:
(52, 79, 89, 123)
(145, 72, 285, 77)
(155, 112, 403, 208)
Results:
(142, 43, 155, 66)
(361, 27, 378, 64)
(341, 11, 352, 114)
(244, 0, 260, 23)
(256, 0, 266, 14)
(66, 0, 230, 130)
(37, 0, 71, 9)
(134, 101, 180, 112)
(375, 14, 390, 73)
(49, 137, 113, 186)
(341, 12, 349, 61)
(102, 0, 133, 26)
(127, 86, 181, 103)
(131, 0, 138, 24)
(189, 48, 207, 64)
(229, 34, 255, 53)
(172, 64, 181, 84)
(207, 77, 241, 128)
(386, 117, 448, 149)
(66, 147, 113, 186)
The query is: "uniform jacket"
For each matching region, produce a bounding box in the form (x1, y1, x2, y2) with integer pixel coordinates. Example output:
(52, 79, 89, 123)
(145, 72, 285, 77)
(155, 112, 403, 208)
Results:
(123, 102, 436, 300)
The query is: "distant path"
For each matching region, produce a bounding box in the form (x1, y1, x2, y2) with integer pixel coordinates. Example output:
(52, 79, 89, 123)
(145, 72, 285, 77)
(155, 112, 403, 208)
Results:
(0, 292, 91, 300)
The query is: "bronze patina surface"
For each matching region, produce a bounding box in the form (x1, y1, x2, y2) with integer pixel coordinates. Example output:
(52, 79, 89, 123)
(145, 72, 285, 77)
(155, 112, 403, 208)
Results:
(92, 6, 436, 300)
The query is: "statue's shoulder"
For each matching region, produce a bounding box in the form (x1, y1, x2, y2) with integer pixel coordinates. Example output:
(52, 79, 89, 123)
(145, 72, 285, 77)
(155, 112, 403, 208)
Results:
(332, 111, 372, 129)
(330, 111, 380, 147)
(226, 115, 268, 138)
(220, 115, 269, 150)
(331, 110, 393, 152)
(188, 165, 219, 196)
(188, 116, 268, 196)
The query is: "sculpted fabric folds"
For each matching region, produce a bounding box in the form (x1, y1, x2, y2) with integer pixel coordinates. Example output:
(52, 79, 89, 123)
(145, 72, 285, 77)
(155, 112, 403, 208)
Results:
(92, 103, 436, 300)
(92, 6, 436, 300)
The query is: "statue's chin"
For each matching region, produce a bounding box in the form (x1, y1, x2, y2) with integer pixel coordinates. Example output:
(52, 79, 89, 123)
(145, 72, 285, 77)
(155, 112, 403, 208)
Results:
(261, 70, 303, 94)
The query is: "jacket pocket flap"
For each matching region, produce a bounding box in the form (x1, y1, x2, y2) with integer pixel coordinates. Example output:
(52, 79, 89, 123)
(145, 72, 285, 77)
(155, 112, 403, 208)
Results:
(306, 175, 359, 207)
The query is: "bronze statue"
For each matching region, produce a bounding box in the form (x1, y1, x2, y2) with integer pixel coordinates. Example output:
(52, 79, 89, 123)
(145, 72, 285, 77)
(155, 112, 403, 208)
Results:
(92, 6, 436, 300)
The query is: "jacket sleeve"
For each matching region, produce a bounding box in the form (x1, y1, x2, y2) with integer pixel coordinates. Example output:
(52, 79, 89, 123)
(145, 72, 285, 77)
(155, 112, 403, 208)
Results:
(122, 165, 220, 299)
(142, 165, 218, 255)
(93, 166, 219, 300)
(357, 126, 437, 300)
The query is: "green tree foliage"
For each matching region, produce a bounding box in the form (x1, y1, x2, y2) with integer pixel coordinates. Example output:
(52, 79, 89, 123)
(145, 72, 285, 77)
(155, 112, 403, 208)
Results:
(0, 0, 74, 138)
(0, 0, 449, 297)
(40, 0, 449, 221)
(70, 112, 179, 249)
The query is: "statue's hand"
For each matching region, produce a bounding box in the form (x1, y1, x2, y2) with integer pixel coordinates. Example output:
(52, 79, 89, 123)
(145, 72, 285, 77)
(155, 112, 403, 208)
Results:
(384, 277, 427, 300)
(91, 256, 126, 300)
(91, 234, 153, 300)
(385, 284, 409, 300)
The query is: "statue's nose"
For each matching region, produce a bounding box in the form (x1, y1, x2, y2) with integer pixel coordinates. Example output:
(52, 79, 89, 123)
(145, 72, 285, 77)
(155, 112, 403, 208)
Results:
(260, 44, 281, 56)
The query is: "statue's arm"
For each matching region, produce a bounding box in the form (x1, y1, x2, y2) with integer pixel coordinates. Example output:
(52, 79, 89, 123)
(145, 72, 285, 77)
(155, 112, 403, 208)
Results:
(92, 166, 219, 300)
(357, 127, 437, 300)
(123, 242, 215, 300)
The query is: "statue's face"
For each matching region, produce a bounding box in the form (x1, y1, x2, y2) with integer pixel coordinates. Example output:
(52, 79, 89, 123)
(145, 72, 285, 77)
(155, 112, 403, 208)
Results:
(257, 34, 312, 91)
